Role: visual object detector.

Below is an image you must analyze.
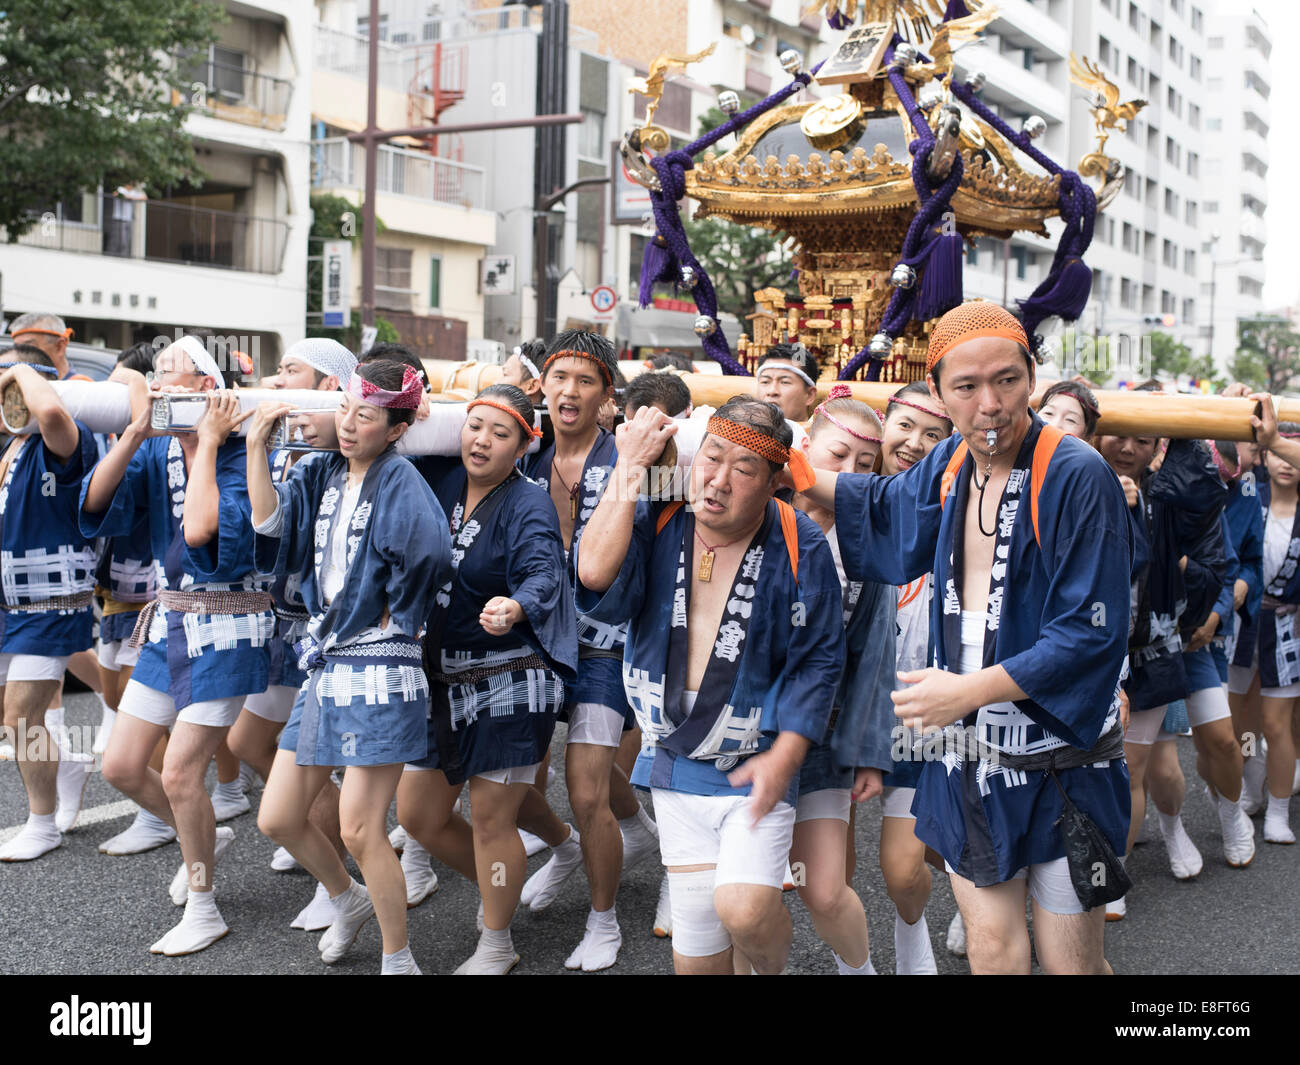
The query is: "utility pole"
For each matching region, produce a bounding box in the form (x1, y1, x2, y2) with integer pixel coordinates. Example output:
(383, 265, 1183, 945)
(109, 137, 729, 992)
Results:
(533, 0, 569, 340)
(354, 0, 580, 331)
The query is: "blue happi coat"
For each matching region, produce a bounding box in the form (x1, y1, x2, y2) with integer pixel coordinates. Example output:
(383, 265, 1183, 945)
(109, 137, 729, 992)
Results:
(410, 457, 576, 778)
(798, 525, 897, 795)
(263, 448, 313, 690)
(1126, 440, 1227, 711)
(255, 448, 450, 766)
(79, 436, 273, 708)
(95, 507, 155, 646)
(523, 429, 632, 722)
(833, 413, 1133, 885)
(577, 498, 844, 802)
(1226, 471, 1267, 674)
(0, 424, 99, 655)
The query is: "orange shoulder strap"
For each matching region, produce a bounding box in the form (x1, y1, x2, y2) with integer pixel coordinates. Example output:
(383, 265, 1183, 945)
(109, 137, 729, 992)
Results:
(938, 441, 968, 509)
(937, 429, 1063, 548)
(776, 498, 799, 583)
(1030, 424, 1065, 547)
(655, 500, 684, 535)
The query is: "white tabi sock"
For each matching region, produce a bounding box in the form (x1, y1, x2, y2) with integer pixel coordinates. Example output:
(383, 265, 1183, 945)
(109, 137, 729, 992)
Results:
(186, 888, 220, 917)
(211, 779, 243, 805)
(557, 825, 581, 855)
(833, 950, 875, 975)
(1155, 809, 1183, 837)
(381, 944, 421, 975)
(618, 812, 654, 845)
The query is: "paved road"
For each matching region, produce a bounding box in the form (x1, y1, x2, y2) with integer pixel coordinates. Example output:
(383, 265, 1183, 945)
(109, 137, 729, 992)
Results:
(0, 693, 1296, 975)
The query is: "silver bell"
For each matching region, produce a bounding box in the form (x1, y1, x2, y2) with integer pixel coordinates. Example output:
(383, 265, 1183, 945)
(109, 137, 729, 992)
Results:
(694, 315, 717, 337)
(966, 71, 986, 91)
(779, 49, 802, 75)
(718, 90, 741, 116)
(889, 264, 916, 289)
(1022, 115, 1047, 139)
(892, 42, 919, 68)
(868, 332, 893, 357)
(680, 265, 697, 288)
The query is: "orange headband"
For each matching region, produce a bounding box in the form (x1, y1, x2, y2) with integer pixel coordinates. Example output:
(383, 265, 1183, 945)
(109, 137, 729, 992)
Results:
(925, 301, 1028, 375)
(12, 326, 73, 342)
(706, 416, 816, 492)
(467, 398, 541, 439)
(542, 348, 613, 387)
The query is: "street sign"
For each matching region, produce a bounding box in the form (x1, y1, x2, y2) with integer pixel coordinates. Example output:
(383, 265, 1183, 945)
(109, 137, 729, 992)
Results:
(482, 255, 516, 295)
(322, 241, 351, 328)
(590, 284, 617, 322)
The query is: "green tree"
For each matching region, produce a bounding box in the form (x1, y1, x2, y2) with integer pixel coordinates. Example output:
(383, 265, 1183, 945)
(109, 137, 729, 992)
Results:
(1231, 316, 1300, 393)
(306, 194, 396, 350)
(678, 214, 792, 327)
(1145, 331, 1223, 390)
(0, 0, 223, 238)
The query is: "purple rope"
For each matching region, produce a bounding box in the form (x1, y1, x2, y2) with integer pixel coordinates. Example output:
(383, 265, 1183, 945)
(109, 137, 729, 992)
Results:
(950, 80, 1097, 348)
(637, 61, 824, 375)
(838, 56, 964, 380)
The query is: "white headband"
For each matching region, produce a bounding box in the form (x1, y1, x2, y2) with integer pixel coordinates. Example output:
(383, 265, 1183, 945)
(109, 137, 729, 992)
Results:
(513, 347, 540, 381)
(173, 336, 224, 387)
(758, 360, 815, 388)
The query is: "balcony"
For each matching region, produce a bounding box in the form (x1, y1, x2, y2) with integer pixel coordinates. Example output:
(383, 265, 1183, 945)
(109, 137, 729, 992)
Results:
(312, 138, 485, 210)
(955, 45, 1065, 123)
(989, 0, 1069, 60)
(10, 195, 289, 275)
(313, 23, 412, 92)
(177, 54, 294, 132)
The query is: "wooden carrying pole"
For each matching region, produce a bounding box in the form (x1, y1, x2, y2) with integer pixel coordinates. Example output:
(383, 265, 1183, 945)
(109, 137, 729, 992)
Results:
(420, 359, 1297, 443)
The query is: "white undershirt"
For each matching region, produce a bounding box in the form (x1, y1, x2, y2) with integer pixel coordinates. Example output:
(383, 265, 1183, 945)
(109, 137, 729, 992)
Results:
(1264, 506, 1293, 588)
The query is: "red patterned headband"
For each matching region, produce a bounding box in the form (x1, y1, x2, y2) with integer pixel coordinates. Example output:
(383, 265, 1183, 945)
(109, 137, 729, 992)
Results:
(467, 398, 541, 439)
(706, 415, 816, 492)
(347, 366, 423, 409)
(887, 395, 951, 423)
(542, 348, 612, 387)
(813, 384, 882, 444)
(1208, 440, 1238, 481)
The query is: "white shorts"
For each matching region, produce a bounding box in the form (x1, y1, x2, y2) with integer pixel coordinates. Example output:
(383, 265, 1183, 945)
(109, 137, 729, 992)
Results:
(474, 761, 541, 786)
(243, 684, 299, 724)
(880, 785, 917, 820)
(96, 638, 140, 671)
(1124, 705, 1167, 747)
(0, 653, 70, 684)
(652, 788, 795, 890)
(1227, 659, 1300, 699)
(565, 703, 625, 748)
(119, 679, 244, 729)
(1184, 685, 1231, 729)
(794, 787, 851, 824)
(948, 855, 1084, 916)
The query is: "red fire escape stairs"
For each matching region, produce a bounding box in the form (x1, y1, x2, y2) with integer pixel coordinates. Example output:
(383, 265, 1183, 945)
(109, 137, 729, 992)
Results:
(407, 41, 467, 161)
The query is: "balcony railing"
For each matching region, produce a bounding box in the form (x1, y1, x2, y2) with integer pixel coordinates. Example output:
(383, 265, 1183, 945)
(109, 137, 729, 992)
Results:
(314, 23, 413, 92)
(312, 137, 485, 210)
(177, 56, 294, 131)
(10, 196, 289, 275)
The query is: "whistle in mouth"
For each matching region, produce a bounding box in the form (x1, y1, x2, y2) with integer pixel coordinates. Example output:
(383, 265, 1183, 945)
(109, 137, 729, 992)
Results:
(984, 429, 998, 451)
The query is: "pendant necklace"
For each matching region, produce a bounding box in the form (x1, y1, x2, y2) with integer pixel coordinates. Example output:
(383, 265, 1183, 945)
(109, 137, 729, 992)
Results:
(551, 459, 580, 520)
(695, 528, 745, 582)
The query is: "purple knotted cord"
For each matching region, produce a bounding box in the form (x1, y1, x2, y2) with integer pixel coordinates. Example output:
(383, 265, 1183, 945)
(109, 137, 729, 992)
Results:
(950, 80, 1097, 352)
(638, 61, 824, 375)
(838, 54, 964, 380)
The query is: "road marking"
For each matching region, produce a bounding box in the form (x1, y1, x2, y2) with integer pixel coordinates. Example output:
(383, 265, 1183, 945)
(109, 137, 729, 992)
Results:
(0, 798, 137, 845)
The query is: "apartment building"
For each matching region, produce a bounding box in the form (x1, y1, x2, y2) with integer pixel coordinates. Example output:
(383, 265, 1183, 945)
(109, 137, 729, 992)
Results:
(1199, 5, 1270, 369)
(3, 0, 313, 371)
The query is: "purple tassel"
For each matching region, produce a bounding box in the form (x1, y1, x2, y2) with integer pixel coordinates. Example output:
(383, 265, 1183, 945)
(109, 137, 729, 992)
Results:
(1018, 256, 1092, 335)
(637, 236, 676, 309)
(828, 10, 850, 29)
(942, 0, 972, 19)
(914, 230, 964, 321)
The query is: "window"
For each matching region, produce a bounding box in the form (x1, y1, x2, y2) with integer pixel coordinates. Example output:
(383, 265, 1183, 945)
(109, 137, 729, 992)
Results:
(422, 21, 439, 42)
(1150, 20, 1162, 47)
(1189, 103, 1200, 129)
(1189, 56, 1201, 81)
(180, 45, 248, 102)
(1142, 284, 1155, 313)
(1185, 200, 1198, 226)
(966, 241, 979, 267)
(1099, 36, 1113, 69)
(1183, 299, 1196, 325)
(375, 247, 412, 307)
(1187, 152, 1198, 178)
(1207, 117, 1222, 132)
(1105, 217, 1116, 244)
(1208, 36, 1223, 49)
(1124, 169, 1140, 199)
(429, 255, 441, 309)
(1023, 48, 1035, 72)
(1192, 8, 1203, 33)
(1162, 239, 1177, 268)
(1129, 2, 1141, 32)
(1164, 188, 1179, 216)
(1121, 278, 1136, 309)
(578, 108, 605, 158)
(1122, 222, 1137, 253)
(1184, 249, 1196, 275)
(1012, 245, 1027, 281)
(356, 13, 389, 40)
(1127, 57, 1140, 87)
(1145, 178, 1158, 204)
(1168, 36, 1181, 64)
(1205, 201, 1219, 214)
(1161, 290, 1176, 315)
(1143, 230, 1156, 262)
